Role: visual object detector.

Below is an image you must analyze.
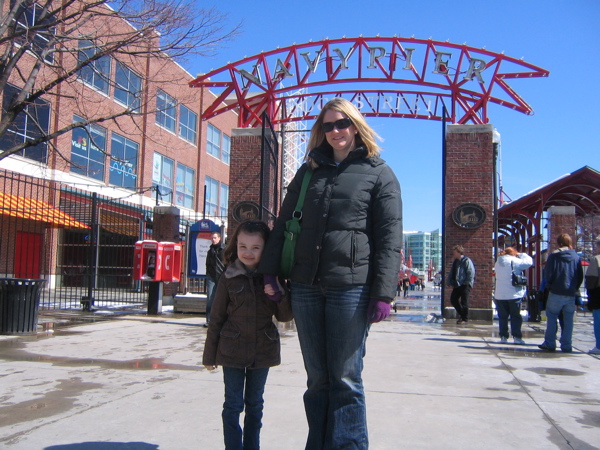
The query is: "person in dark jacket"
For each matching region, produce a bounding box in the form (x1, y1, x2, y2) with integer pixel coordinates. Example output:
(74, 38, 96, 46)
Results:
(446, 245, 476, 324)
(260, 98, 402, 449)
(204, 231, 225, 326)
(538, 233, 583, 353)
(203, 220, 293, 449)
(585, 240, 600, 354)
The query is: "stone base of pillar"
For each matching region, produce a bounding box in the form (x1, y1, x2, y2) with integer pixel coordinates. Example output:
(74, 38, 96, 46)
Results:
(444, 307, 494, 322)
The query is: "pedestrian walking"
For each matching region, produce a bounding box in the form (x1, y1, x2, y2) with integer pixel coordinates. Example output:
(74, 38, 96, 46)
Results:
(538, 233, 583, 353)
(204, 231, 225, 327)
(446, 245, 475, 324)
(494, 247, 533, 344)
(585, 240, 600, 354)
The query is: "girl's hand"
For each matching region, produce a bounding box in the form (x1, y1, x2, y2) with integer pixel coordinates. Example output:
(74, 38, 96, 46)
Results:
(264, 274, 283, 302)
(204, 364, 218, 371)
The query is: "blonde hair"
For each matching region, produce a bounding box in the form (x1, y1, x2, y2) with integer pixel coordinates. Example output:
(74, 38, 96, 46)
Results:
(305, 98, 381, 168)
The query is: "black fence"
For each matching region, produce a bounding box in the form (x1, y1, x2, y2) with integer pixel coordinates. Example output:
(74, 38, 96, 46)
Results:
(0, 169, 204, 311)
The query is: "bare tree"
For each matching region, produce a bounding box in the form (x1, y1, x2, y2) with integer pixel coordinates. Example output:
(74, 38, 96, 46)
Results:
(0, 0, 240, 162)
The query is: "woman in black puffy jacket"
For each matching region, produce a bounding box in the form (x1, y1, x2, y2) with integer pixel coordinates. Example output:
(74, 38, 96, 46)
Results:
(260, 98, 402, 449)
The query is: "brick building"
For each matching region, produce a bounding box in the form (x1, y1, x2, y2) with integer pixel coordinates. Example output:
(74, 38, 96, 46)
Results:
(0, 1, 236, 304)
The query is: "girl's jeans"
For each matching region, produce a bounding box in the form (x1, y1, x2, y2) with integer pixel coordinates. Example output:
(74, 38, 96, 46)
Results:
(222, 366, 269, 450)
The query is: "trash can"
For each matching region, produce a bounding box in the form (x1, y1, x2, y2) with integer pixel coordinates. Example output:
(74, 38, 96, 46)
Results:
(0, 278, 46, 335)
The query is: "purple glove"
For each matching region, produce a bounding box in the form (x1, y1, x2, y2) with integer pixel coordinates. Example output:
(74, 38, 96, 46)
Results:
(368, 298, 392, 323)
(264, 274, 282, 302)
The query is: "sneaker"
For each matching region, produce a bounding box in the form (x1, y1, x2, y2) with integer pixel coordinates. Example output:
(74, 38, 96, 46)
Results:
(513, 338, 526, 345)
(561, 347, 573, 353)
(588, 347, 600, 355)
(538, 343, 556, 352)
(500, 337, 508, 344)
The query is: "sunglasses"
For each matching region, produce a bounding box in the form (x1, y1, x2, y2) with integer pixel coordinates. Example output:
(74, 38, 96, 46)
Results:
(322, 118, 353, 133)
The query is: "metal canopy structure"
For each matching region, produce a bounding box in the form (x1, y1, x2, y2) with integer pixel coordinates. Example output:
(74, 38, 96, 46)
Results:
(497, 166, 600, 286)
(190, 36, 549, 128)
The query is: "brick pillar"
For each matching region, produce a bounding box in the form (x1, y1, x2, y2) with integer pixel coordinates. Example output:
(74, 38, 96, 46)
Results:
(228, 128, 263, 237)
(547, 206, 577, 251)
(152, 205, 180, 304)
(444, 124, 495, 321)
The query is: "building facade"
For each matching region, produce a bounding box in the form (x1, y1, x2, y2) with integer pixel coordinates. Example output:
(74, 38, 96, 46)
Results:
(0, 1, 236, 304)
(403, 229, 442, 276)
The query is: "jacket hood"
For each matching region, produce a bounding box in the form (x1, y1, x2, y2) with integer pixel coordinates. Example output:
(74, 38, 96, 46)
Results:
(551, 247, 579, 262)
(223, 259, 255, 279)
(308, 144, 385, 168)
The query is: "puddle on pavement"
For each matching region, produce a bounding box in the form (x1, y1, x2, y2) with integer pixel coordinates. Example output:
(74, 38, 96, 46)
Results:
(526, 367, 586, 376)
(0, 348, 201, 371)
(0, 377, 104, 427)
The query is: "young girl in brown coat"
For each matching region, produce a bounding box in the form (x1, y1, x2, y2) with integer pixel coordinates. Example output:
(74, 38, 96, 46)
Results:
(202, 220, 292, 449)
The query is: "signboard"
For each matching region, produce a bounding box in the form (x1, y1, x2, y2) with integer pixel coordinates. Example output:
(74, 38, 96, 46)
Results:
(232, 201, 260, 222)
(452, 203, 486, 229)
(188, 219, 221, 278)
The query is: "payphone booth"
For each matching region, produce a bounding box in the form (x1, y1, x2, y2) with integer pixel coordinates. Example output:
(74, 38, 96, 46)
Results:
(134, 241, 182, 283)
(160, 242, 182, 283)
(134, 240, 160, 281)
(134, 240, 182, 314)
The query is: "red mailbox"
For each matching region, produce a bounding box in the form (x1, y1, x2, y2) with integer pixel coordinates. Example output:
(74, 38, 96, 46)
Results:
(160, 242, 182, 282)
(133, 240, 161, 281)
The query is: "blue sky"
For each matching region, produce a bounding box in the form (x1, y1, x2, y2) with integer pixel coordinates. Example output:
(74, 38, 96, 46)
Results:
(189, 0, 599, 232)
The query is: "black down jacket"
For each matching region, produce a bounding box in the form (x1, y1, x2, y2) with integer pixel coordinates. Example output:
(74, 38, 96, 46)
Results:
(259, 145, 403, 300)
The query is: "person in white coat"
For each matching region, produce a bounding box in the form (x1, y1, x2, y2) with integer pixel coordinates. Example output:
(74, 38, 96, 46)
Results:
(494, 247, 533, 344)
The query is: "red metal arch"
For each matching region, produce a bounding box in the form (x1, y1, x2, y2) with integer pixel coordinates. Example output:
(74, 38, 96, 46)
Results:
(190, 36, 549, 128)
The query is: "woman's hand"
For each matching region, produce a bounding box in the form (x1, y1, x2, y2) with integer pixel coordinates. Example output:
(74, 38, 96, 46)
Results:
(368, 298, 392, 323)
(204, 364, 218, 371)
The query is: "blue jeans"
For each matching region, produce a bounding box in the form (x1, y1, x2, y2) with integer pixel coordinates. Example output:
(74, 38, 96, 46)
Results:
(222, 366, 269, 450)
(542, 293, 576, 351)
(291, 282, 370, 449)
(494, 299, 523, 339)
(594, 309, 600, 348)
(206, 275, 217, 322)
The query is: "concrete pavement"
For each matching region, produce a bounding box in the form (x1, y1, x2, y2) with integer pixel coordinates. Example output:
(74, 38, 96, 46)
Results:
(0, 289, 599, 449)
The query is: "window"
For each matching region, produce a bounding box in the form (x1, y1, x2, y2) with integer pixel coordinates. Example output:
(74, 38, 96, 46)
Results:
(0, 83, 50, 163)
(114, 62, 142, 110)
(179, 104, 197, 144)
(71, 115, 106, 181)
(156, 90, 176, 132)
(12, 0, 55, 63)
(78, 40, 111, 94)
(109, 133, 138, 190)
(175, 163, 195, 209)
(207, 123, 221, 159)
(222, 134, 231, 164)
(205, 177, 219, 216)
(152, 153, 174, 202)
(219, 183, 229, 218)
(207, 124, 230, 164)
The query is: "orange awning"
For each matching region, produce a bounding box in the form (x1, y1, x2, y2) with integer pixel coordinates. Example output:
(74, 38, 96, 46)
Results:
(0, 192, 89, 229)
(100, 209, 140, 237)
